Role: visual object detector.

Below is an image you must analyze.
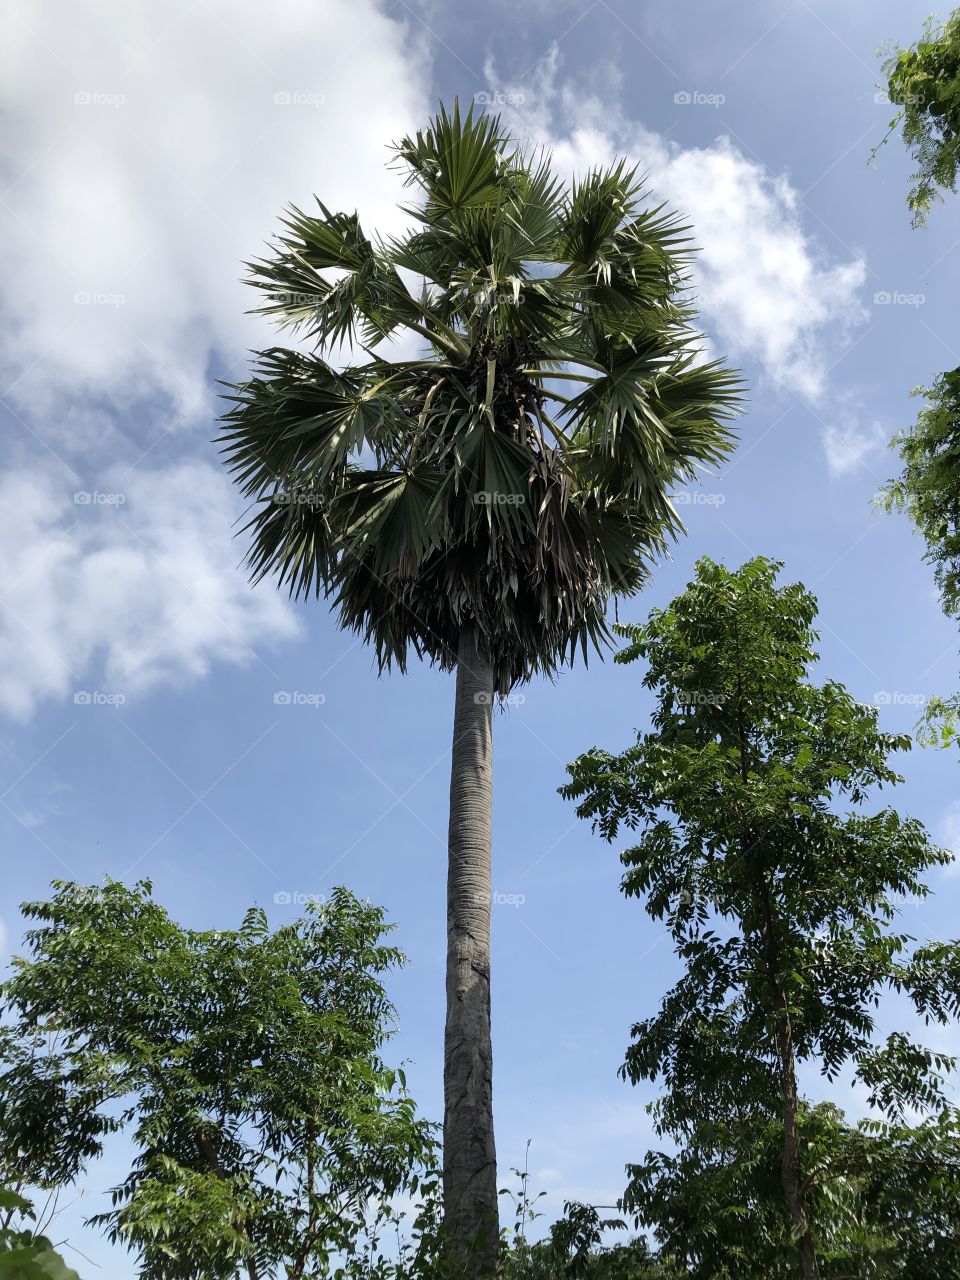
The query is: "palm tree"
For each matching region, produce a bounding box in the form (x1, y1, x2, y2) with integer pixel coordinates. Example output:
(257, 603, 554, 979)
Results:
(219, 102, 742, 1274)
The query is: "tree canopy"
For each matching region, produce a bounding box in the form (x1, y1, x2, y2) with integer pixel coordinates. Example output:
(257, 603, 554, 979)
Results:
(563, 557, 960, 1277)
(219, 101, 742, 693)
(880, 8, 960, 224)
(0, 882, 433, 1280)
(879, 366, 960, 750)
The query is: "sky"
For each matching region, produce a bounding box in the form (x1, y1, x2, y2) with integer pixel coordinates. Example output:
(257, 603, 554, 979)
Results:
(1, 0, 959, 1270)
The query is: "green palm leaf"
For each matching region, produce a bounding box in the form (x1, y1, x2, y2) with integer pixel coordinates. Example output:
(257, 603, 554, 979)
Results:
(219, 99, 744, 691)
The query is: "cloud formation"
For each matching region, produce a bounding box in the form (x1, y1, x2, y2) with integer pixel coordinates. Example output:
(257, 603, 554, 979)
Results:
(821, 416, 887, 477)
(0, 0, 430, 719)
(0, 0, 430, 429)
(491, 55, 868, 400)
(0, 462, 300, 720)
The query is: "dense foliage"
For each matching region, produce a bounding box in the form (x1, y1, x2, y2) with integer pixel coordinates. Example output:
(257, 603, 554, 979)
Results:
(0, 883, 433, 1280)
(219, 99, 742, 1272)
(879, 366, 960, 751)
(219, 101, 742, 693)
(0, 1188, 82, 1280)
(563, 557, 960, 1277)
(880, 8, 960, 224)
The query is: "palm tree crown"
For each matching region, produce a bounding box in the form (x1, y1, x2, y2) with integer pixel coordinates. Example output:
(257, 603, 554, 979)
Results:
(219, 102, 743, 690)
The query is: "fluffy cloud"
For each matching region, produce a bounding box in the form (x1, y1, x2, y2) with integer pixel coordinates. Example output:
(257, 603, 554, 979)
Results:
(940, 802, 960, 873)
(821, 416, 887, 477)
(0, 0, 431, 719)
(490, 54, 867, 401)
(0, 462, 300, 720)
(0, 0, 431, 432)
(0, 12, 879, 720)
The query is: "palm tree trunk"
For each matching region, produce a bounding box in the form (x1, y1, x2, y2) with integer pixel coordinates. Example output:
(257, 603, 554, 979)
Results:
(443, 622, 498, 1274)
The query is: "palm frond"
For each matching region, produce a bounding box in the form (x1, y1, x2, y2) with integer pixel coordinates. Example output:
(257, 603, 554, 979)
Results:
(219, 100, 745, 690)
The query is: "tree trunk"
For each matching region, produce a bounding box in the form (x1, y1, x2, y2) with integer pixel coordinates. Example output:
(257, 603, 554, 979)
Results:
(443, 623, 498, 1274)
(734, 629, 818, 1279)
(753, 872, 821, 1280)
(754, 876, 820, 1280)
(779, 1020, 820, 1280)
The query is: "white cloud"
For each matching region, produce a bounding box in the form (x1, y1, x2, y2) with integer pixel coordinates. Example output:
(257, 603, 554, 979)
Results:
(939, 802, 960, 874)
(0, 0, 432, 719)
(821, 416, 887, 476)
(0, 462, 300, 720)
(489, 52, 867, 400)
(0, 0, 431, 436)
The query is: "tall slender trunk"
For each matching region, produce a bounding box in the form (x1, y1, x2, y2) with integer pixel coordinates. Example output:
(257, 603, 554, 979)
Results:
(731, 634, 818, 1280)
(779, 1017, 820, 1280)
(750, 869, 820, 1279)
(443, 623, 498, 1274)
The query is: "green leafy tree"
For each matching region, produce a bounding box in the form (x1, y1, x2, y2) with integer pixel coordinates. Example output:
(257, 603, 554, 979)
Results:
(622, 1103, 960, 1278)
(873, 14, 960, 747)
(562, 557, 960, 1279)
(878, 366, 960, 752)
(500, 1187, 675, 1280)
(0, 1189, 82, 1280)
(0, 882, 434, 1280)
(218, 100, 742, 1269)
(877, 8, 960, 225)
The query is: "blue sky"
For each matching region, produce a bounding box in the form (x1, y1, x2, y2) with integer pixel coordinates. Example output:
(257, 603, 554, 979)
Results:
(2, 0, 959, 1269)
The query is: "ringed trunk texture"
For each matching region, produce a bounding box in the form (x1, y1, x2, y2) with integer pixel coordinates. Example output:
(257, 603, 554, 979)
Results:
(443, 623, 498, 1273)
